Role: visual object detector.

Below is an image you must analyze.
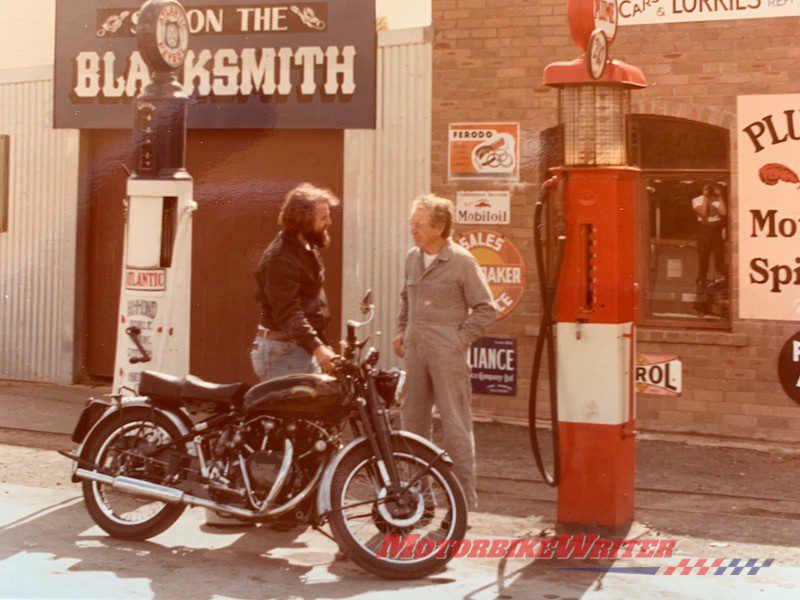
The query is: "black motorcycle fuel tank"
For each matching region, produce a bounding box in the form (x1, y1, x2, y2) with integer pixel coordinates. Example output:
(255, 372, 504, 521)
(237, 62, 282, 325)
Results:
(242, 373, 345, 419)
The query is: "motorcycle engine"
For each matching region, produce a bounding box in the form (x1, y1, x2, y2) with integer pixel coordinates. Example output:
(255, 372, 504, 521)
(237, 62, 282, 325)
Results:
(247, 450, 284, 492)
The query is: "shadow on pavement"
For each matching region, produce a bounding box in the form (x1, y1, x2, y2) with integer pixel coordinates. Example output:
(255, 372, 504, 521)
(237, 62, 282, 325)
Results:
(0, 498, 444, 599)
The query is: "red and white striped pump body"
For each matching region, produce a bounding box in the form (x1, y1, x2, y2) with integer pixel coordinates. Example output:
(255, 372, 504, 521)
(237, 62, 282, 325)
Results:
(544, 0, 646, 527)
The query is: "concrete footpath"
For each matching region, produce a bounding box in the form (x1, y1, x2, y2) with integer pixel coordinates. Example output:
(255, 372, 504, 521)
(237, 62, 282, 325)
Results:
(1, 379, 799, 598)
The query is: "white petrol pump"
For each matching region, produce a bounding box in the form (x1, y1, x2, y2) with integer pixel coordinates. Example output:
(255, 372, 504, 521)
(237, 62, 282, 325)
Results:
(112, 0, 195, 393)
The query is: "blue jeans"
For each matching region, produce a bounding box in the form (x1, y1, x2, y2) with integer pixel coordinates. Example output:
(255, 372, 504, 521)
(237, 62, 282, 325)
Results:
(250, 336, 320, 381)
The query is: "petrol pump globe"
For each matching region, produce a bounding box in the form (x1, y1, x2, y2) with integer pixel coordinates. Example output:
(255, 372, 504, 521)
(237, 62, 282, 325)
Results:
(559, 83, 630, 166)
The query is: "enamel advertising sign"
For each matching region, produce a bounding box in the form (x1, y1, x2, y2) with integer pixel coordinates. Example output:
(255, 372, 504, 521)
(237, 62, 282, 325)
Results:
(634, 354, 682, 396)
(469, 336, 517, 396)
(448, 123, 520, 180)
(54, 0, 376, 129)
(737, 94, 800, 321)
(617, 0, 800, 26)
(455, 191, 511, 226)
(456, 228, 526, 318)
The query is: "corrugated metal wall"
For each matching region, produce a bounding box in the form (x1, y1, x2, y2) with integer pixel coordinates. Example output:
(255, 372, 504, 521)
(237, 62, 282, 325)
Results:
(343, 27, 432, 366)
(0, 67, 79, 383)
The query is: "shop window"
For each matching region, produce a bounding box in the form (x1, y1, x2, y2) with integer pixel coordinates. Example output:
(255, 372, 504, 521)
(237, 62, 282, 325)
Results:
(541, 117, 731, 327)
(629, 116, 731, 327)
(0, 136, 8, 232)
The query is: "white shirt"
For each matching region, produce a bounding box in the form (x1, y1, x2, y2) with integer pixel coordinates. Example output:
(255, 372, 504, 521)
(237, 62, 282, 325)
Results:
(423, 251, 439, 269)
(692, 195, 723, 223)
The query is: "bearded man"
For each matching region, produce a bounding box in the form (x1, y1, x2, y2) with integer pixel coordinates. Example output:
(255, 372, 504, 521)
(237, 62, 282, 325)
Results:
(251, 183, 340, 379)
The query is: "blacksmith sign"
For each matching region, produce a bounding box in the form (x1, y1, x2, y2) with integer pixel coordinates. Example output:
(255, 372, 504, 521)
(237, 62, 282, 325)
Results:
(468, 336, 517, 396)
(54, 0, 376, 129)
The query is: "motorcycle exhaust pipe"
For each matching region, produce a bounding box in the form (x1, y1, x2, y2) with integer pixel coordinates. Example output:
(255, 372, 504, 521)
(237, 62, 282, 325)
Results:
(74, 462, 325, 519)
(76, 468, 256, 518)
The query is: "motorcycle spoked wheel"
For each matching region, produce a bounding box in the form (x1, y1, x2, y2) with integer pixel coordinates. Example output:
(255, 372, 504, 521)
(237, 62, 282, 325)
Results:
(81, 407, 186, 541)
(328, 437, 468, 579)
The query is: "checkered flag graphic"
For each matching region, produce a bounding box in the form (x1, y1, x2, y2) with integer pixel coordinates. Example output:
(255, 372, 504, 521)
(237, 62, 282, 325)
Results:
(660, 558, 774, 576)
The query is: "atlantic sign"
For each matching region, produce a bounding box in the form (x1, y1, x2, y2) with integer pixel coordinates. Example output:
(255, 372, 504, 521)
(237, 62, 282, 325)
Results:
(54, 0, 376, 129)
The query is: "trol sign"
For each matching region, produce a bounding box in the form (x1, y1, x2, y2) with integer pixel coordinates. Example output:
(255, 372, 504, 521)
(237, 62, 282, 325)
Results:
(54, 0, 376, 129)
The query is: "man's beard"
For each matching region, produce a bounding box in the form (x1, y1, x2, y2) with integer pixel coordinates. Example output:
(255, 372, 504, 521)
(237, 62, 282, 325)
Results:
(305, 227, 330, 248)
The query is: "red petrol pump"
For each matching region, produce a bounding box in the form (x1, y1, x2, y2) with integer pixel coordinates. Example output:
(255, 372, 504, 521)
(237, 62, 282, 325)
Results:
(528, 0, 647, 527)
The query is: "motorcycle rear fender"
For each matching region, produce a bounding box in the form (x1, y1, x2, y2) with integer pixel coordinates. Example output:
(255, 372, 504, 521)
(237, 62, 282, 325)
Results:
(71, 399, 193, 482)
(315, 430, 453, 520)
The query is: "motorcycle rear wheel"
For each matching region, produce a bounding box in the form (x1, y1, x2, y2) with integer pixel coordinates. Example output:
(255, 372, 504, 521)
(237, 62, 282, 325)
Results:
(328, 437, 468, 579)
(81, 407, 187, 541)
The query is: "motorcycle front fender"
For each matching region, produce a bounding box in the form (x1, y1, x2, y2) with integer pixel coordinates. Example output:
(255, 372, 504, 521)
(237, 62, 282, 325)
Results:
(71, 399, 193, 482)
(315, 430, 453, 520)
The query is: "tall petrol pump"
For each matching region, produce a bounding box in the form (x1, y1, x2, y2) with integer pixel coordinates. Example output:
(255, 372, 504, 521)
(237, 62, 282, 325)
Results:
(112, 0, 196, 393)
(529, 0, 647, 527)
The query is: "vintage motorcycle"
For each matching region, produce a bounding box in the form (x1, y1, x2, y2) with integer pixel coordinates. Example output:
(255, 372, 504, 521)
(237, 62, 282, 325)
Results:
(61, 291, 467, 579)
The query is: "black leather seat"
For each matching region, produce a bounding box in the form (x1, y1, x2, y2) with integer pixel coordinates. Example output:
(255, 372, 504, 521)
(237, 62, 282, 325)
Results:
(139, 371, 248, 409)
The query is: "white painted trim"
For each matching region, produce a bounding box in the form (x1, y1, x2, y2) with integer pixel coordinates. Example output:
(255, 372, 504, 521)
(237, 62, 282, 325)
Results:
(556, 322, 633, 425)
(378, 25, 433, 47)
(0, 65, 53, 85)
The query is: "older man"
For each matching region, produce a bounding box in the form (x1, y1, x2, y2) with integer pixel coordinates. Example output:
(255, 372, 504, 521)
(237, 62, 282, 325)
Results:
(394, 194, 497, 509)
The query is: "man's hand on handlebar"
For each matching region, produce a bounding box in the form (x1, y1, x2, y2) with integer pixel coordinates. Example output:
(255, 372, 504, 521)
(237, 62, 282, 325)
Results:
(313, 344, 339, 373)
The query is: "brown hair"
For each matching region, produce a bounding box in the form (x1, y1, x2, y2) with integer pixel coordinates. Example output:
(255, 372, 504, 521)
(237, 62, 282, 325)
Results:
(278, 183, 340, 235)
(412, 194, 454, 238)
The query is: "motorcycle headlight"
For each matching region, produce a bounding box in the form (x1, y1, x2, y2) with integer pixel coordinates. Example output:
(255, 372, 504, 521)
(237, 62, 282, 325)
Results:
(374, 368, 406, 407)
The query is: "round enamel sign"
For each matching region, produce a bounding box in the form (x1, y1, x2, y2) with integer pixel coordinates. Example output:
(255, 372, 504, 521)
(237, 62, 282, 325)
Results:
(137, 0, 190, 72)
(568, 0, 618, 51)
(456, 228, 526, 319)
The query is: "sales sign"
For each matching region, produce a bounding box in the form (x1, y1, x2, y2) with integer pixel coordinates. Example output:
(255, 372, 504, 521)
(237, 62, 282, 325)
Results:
(634, 354, 682, 396)
(448, 123, 520, 180)
(737, 94, 800, 321)
(456, 228, 526, 318)
(618, 0, 800, 26)
(468, 336, 517, 396)
(54, 0, 376, 129)
(455, 191, 510, 225)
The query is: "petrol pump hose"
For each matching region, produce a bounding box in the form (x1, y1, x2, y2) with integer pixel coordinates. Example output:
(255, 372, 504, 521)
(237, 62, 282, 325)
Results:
(528, 174, 566, 487)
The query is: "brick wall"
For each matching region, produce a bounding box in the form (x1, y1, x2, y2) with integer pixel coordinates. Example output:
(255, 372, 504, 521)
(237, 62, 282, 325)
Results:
(432, 0, 800, 443)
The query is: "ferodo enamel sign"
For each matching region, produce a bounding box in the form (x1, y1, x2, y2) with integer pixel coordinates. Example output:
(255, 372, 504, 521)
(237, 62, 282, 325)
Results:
(448, 123, 520, 180)
(457, 228, 526, 318)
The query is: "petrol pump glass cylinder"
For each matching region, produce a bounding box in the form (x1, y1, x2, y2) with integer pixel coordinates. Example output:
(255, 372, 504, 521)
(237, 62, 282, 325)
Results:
(560, 84, 630, 166)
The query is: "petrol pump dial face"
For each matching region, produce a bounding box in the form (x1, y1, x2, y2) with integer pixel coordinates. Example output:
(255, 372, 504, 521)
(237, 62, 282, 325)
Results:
(588, 29, 608, 80)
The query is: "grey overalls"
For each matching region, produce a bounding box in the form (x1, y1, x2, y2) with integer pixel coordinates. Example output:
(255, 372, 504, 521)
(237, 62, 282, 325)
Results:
(397, 239, 498, 508)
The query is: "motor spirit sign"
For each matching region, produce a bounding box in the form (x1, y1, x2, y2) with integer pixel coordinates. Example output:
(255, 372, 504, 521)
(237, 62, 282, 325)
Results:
(737, 94, 800, 321)
(54, 0, 376, 129)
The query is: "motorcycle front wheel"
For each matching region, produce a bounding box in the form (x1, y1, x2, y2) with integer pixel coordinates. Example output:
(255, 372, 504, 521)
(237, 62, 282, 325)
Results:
(81, 407, 187, 541)
(328, 436, 468, 579)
